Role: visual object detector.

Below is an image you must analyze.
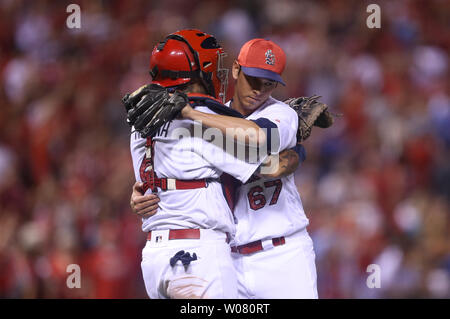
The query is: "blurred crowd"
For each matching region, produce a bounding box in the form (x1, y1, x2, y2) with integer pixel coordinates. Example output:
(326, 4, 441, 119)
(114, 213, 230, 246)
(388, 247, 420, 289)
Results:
(0, 0, 448, 298)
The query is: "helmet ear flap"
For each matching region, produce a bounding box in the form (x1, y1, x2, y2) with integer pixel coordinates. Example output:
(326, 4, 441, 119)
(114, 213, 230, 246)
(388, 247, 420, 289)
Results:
(149, 37, 200, 88)
(167, 33, 218, 98)
(152, 29, 228, 102)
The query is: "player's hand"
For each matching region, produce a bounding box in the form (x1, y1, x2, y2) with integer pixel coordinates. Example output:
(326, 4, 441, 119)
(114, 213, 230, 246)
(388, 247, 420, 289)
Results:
(130, 182, 160, 218)
(257, 145, 304, 178)
(122, 84, 189, 138)
(180, 103, 194, 119)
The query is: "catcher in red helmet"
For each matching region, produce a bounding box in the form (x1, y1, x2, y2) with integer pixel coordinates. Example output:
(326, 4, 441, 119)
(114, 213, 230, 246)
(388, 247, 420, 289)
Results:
(124, 29, 274, 299)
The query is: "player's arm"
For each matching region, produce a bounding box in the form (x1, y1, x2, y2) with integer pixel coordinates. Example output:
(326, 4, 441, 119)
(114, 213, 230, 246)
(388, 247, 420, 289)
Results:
(130, 182, 160, 218)
(257, 144, 305, 178)
(123, 85, 267, 145)
(181, 105, 267, 145)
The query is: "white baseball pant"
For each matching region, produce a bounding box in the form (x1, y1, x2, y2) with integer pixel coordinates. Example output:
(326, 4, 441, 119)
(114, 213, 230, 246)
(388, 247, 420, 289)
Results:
(232, 228, 318, 299)
(141, 229, 237, 299)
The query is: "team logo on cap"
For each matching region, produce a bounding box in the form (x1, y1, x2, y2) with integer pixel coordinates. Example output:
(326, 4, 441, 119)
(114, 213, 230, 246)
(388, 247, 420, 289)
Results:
(265, 49, 275, 65)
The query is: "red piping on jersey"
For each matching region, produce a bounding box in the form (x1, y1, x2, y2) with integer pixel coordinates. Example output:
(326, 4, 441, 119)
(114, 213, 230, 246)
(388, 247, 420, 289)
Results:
(220, 173, 238, 213)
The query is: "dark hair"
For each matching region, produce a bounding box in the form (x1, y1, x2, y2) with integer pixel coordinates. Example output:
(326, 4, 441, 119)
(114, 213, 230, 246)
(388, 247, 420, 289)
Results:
(169, 79, 207, 94)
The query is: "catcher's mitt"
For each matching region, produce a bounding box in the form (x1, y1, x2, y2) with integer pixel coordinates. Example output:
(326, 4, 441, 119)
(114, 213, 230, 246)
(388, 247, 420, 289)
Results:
(284, 95, 335, 142)
(122, 84, 189, 138)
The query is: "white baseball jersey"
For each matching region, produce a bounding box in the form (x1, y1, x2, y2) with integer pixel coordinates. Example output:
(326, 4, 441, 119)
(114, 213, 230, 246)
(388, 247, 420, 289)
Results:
(226, 97, 310, 246)
(130, 105, 267, 236)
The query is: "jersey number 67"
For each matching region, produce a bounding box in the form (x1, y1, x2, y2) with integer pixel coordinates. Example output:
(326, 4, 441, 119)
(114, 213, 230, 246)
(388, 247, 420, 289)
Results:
(247, 179, 282, 211)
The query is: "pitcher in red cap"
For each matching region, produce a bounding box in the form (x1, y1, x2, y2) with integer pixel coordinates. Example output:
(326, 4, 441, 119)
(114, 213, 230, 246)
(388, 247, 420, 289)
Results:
(225, 39, 318, 299)
(231, 39, 287, 115)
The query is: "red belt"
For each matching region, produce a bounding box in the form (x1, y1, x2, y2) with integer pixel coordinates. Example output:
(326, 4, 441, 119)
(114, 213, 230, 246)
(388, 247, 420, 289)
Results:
(144, 178, 208, 192)
(231, 237, 286, 255)
(147, 229, 231, 243)
(147, 229, 200, 241)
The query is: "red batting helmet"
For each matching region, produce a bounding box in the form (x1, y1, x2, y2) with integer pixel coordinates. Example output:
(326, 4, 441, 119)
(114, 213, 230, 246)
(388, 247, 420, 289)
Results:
(149, 29, 228, 103)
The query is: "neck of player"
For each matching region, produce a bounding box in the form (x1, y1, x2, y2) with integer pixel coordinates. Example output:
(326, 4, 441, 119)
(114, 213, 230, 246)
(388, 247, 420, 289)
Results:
(231, 94, 254, 117)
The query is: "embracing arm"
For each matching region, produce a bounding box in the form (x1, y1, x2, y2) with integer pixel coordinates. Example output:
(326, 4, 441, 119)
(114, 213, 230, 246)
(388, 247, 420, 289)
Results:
(257, 144, 306, 178)
(130, 182, 160, 218)
(181, 105, 266, 145)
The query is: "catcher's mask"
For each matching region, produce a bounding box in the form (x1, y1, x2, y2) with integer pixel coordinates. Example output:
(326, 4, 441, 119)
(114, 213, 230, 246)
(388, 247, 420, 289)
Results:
(149, 29, 228, 103)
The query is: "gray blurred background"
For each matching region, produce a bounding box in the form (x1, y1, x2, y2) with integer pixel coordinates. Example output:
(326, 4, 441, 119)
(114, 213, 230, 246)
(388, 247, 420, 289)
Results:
(0, 0, 449, 298)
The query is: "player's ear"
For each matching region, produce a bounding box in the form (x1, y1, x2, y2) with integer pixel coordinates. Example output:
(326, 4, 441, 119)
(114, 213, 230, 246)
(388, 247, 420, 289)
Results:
(232, 60, 240, 81)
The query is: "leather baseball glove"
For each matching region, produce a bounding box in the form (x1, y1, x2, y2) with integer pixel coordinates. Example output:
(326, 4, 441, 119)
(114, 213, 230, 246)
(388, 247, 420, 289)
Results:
(122, 84, 189, 138)
(284, 95, 335, 142)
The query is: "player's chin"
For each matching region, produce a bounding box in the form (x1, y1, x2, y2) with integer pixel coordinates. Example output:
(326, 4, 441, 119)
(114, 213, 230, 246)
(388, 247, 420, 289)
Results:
(244, 97, 262, 110)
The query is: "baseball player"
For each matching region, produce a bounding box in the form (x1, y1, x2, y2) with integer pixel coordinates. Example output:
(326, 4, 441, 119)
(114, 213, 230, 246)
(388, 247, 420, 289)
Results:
(131, 39, 330, 298)
(226, 39, 318, 298)
(126, 30, 286, 299)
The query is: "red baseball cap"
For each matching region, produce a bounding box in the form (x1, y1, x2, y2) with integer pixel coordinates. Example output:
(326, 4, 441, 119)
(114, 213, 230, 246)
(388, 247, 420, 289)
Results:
(237, 38, 286, 86)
